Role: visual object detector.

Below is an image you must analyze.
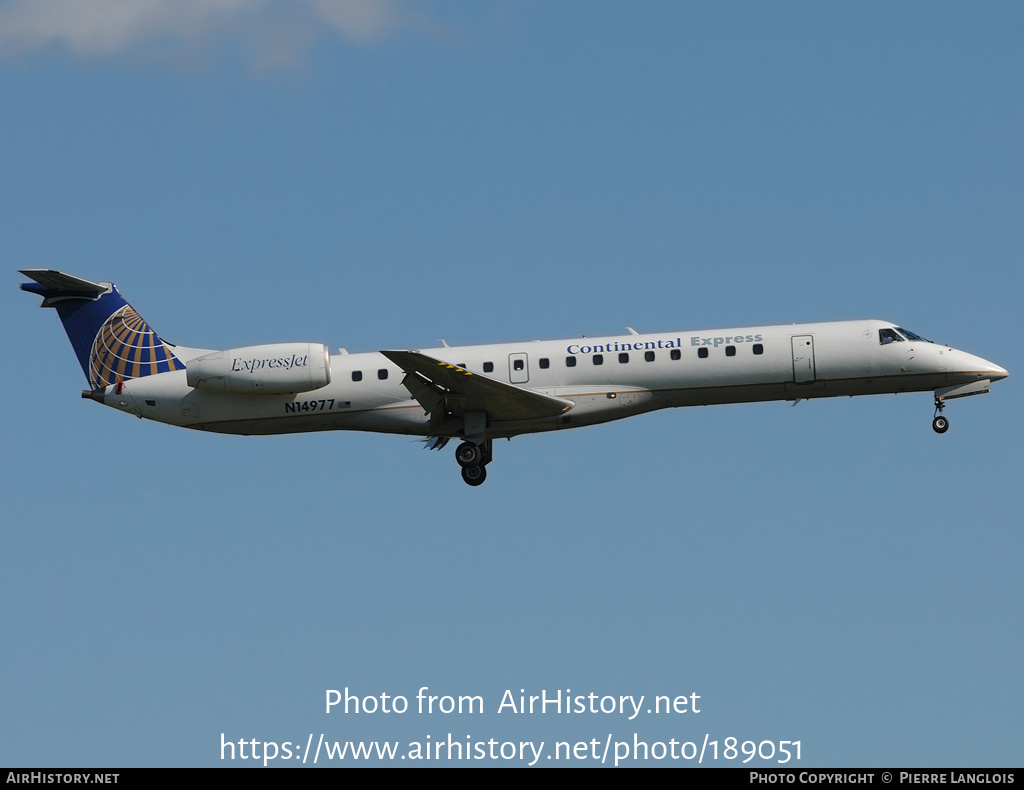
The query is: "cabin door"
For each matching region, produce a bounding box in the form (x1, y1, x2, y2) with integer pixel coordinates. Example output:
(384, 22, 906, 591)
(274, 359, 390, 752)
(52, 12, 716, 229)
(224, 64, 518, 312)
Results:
(791, 335, 816, 383)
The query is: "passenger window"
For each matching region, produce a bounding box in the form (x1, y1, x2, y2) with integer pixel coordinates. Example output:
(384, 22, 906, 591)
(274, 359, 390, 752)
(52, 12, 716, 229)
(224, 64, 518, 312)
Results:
(670, 349, 681, 360)
(879, 328, 904, 345)
(618, 353, 629, 363)
(352, 371, 362, 382)
(483, 361, 494, 373)
(698, 348, 709, 359)
(566, 357, 577, 367)
(378, 369, 388, 380)
(726, 346, 736, 357)
(645, 351, 655, 362)
(539, 358, 550, 369)
(457, 363, 465, 369)
(753, 344, 763, 355)
(593, 354, 604, 365)
(513, 359, 524, 371)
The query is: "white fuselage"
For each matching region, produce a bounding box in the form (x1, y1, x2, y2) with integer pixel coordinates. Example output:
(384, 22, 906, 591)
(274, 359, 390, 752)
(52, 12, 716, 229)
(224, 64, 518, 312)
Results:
(99, 319, 1006, 440)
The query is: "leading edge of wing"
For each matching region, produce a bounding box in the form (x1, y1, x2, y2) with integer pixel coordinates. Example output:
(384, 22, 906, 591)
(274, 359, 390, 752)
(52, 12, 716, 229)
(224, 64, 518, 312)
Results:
(380, 350, 573, 422)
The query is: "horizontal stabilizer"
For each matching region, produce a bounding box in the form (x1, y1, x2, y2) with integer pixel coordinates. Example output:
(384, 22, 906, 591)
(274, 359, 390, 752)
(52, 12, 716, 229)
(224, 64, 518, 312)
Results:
(381, 349, 573, 422)
(20, 269, 107, 296)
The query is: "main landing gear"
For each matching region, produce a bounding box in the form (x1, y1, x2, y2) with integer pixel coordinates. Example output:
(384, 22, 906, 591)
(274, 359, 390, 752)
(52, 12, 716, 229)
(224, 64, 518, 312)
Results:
(932, 397, 949, 434)
(455, 440, 492, 486)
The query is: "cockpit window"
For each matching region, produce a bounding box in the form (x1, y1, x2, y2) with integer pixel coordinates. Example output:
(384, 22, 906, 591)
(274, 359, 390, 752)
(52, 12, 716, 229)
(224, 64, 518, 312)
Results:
(879, 328, 904, 345)
(895, 327, 931, 343)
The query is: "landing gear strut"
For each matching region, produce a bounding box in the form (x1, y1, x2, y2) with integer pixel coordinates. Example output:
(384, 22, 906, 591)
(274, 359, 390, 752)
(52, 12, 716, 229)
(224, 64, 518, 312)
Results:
(932, 398, 949, 434)
(455, 439, 491, 486)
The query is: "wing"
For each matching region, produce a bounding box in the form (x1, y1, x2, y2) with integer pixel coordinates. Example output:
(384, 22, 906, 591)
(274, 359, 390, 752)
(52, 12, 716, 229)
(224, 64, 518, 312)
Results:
(380, 350, 573, 422)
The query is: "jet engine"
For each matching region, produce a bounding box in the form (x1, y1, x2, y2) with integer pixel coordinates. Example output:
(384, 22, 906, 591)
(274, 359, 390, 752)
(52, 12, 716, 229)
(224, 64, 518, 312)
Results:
(186, 343, 331, 394)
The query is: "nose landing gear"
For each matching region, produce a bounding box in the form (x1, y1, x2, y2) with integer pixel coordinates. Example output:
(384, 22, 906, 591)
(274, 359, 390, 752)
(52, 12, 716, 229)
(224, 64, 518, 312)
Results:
(932, 398, 949, 434)
(930, 379, 996, 434)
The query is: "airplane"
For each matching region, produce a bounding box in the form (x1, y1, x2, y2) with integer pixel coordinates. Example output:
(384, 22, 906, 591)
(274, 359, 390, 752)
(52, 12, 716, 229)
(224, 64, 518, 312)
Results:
(21, 269, 1008, 486)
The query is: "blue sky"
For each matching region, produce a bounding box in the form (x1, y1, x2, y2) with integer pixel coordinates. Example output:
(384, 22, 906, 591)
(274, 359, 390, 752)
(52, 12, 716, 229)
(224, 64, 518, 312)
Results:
(2, 0, 1021, 767)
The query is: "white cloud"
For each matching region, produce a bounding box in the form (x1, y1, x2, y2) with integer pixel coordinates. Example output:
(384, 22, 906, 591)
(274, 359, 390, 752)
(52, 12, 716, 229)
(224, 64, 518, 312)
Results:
(309, 0, 405, 43)
(0, 0, 427, 60)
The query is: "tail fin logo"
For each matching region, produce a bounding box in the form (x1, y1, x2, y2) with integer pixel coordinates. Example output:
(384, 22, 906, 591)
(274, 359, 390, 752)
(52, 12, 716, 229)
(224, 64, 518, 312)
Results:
(89, 305, 183, 389)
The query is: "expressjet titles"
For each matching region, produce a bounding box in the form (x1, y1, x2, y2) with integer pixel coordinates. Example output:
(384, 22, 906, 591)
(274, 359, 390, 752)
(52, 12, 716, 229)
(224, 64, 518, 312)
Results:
(566, 335, 764, 354)
(231, 354, 309, 373)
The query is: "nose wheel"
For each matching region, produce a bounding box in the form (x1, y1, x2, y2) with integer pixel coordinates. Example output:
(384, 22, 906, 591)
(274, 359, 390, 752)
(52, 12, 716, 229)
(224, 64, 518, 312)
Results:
(932, 398, 949, 434)
(455, 439, 492, 485)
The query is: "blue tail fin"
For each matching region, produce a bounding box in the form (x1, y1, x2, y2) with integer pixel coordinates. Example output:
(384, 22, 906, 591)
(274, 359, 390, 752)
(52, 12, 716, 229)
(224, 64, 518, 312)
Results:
(21, 270, 184, 389)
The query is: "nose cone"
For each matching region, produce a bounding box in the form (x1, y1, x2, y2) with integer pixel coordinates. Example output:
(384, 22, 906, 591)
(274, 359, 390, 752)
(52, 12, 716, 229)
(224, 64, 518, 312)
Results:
(947, 349, 1008, 382)
(987, 361, 1009, 381)
(967, 352, 1008, 381)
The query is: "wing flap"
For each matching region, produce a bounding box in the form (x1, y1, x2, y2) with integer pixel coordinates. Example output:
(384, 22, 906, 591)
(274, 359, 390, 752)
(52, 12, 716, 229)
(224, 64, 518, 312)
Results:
(381, 350, 573, 422)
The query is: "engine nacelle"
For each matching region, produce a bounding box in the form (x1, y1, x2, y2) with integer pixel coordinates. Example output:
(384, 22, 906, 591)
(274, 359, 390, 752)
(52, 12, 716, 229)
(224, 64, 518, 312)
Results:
(186, 343, 332, 394)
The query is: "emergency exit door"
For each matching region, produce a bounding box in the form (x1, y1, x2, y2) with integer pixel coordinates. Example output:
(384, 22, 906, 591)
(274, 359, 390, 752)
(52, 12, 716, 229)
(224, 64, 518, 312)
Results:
(509, 353, 529, 384)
